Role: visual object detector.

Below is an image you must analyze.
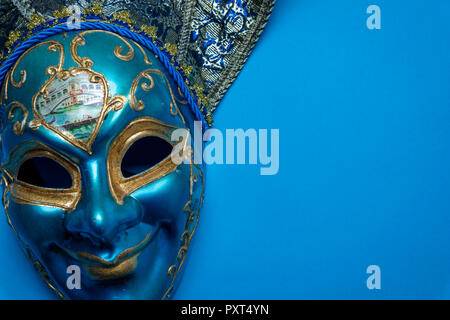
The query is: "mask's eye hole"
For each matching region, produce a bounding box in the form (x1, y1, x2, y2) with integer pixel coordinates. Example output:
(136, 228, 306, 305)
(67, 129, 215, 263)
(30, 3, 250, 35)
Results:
(121, 136, 173, 178)
(17, 157, 72, 189)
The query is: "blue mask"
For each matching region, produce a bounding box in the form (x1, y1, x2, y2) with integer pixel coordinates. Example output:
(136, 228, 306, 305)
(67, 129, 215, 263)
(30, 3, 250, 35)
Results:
(0, 1, 273, 299)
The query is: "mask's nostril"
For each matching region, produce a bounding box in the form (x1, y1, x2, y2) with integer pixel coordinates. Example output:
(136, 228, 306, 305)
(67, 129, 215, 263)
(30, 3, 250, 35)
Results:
(70, 231, 103, 247)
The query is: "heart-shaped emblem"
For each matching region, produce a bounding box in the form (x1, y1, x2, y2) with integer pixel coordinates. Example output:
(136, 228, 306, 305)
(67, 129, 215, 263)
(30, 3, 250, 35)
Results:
(32, 67, 126, 154)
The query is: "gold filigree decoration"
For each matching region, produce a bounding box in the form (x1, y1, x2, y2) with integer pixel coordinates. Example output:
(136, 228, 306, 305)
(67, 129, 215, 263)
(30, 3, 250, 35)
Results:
(13, 35, 128, 153)
(9, 40, 64, 92)
(71, 30, 152, 67)
(114, 44, 134, 62)
(32, 66, 126, 154)
(0, 70, 10, 106)
(107, 95, 128, 112)
(70, 35, 94, 68)
(70, 30, 135, 67)
(6, 101, 29, 135)
(28, 119, 44, 131)
(129, 68, 185, 124)
(135, 42, 153, 65)
(129, 70, 155, 111)
(162, 161, 204, 300)
(176, 87, 188, 105)
(169, 103, 178, 117)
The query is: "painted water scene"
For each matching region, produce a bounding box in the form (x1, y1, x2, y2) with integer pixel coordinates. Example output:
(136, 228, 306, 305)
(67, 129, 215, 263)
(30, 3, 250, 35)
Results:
(36, 73, 105, 141)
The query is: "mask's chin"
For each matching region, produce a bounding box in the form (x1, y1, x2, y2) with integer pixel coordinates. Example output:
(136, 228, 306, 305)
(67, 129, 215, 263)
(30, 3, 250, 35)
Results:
(40, 221, 178, 299)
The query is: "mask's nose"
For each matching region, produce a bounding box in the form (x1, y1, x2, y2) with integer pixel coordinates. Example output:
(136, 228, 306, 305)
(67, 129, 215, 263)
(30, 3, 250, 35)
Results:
(64, 159, 142, 245)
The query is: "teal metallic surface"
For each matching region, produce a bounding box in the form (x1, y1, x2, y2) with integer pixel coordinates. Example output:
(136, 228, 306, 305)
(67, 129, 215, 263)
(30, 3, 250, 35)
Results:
(0, 31, 204, 299)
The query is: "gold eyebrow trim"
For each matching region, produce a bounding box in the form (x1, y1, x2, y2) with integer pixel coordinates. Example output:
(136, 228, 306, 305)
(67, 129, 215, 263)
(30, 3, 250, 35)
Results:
(2, 141, 82, 212)
(107, 117, 187, 205)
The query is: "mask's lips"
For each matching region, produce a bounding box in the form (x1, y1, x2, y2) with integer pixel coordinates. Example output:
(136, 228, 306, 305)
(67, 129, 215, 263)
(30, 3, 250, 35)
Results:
(59, 224, 161, 280)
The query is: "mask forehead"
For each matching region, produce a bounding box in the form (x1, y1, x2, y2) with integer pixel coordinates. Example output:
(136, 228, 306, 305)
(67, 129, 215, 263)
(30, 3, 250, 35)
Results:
(1, 30, 187, 158)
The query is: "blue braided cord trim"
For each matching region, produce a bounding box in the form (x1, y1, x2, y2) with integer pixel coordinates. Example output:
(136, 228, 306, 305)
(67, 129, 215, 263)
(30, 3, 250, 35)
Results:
(0, 21, 208, 128)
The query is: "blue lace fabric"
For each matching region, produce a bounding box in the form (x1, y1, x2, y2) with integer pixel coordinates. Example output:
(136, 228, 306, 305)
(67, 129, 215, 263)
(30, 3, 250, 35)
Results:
(0, 0, 274, 114)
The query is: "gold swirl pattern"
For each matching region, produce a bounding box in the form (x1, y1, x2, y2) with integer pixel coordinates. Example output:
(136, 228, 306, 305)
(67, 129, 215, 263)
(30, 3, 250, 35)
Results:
(3, 41, 65, 104)
(129, 70, 155, 111)
(70, 30, 135, 68)
(135, 42, 153, 65)
(129, 68, 186, 124)
(10, 41, 65, 88)
(107, 95, 128, 112)
(176, 87, 188, 105)
(6, 101, 29, 135)
(70, 35, 93, 68)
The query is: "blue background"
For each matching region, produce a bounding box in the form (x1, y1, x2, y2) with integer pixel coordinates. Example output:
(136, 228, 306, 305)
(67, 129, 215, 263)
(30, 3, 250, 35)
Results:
(1, 0, 450, 299)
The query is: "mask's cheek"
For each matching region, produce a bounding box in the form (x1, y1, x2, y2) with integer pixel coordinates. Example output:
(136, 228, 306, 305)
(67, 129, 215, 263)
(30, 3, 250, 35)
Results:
(4, 200, 66, 254)
(130, 163, 191, 238)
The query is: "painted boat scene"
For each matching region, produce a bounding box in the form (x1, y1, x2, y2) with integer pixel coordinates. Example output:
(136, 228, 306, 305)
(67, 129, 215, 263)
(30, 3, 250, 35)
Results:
(36, 73, 105, 141)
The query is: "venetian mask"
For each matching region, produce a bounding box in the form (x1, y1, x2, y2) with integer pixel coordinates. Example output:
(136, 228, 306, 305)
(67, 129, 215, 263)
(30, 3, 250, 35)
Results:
(0, 1, 274, 299)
